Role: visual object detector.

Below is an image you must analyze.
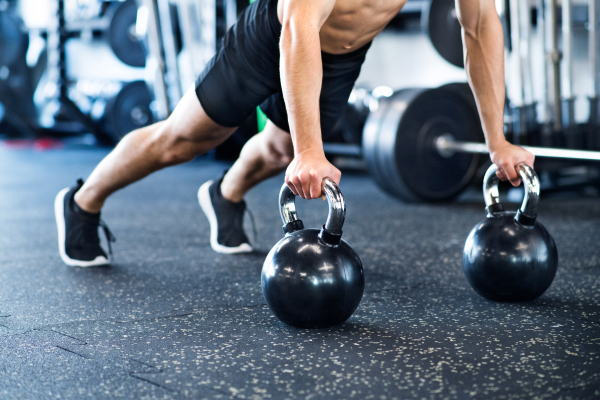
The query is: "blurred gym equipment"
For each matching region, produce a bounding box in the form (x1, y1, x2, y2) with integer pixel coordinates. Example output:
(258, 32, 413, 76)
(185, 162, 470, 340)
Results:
(421, 0, 463, 68)
(0, 0, 39, 138)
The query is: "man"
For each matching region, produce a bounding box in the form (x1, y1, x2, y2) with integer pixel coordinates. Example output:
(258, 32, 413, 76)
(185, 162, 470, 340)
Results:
(55, 0, 534, 266)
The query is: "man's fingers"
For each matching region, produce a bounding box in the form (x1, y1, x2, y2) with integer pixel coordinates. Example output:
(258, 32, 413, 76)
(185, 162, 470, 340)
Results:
(496, 164, 521, 186)
(500, 163, 521, 187)
(491, 145, 534, 187)
(297, 171, 311, 199)
(288, 174, 305, 198)
(286, 179, 299, 196)
(308, 171, 322, 200)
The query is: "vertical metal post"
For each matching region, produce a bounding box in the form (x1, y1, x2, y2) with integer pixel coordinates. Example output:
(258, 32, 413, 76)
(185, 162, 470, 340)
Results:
(520, 0, 535, 107)
(508, 0, 525, 143)
(561, 0, 579, 148)
(198, 0, 217, 59)
(174, 0, 196, 90)
(139, 0, 170, 120)
(225, 0, 237, 29)
(157, 0, 182, 109)
(56, 0, 67, 100)
(509, 0, 535, 145)
(537, 0, 554, 146)
(509, 0, 525, 108)
(561, 0, 574, 100)
(589, 0, 599, 149)
(537, 0, 549, 122)
(548, 0, 562, 135)
(522, 0, 538, 143)
(591, 0, 599, 98)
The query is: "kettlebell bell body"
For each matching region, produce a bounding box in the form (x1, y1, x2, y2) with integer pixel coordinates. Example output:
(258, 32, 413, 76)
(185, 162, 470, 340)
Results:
(463, 164, 558, 302)
(261, 179, 365, 329)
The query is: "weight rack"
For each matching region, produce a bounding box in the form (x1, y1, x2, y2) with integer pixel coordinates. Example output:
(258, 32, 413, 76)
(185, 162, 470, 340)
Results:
(140, 0, 239, 119)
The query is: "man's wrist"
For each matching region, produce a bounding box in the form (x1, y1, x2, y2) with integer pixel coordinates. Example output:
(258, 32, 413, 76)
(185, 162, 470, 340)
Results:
(294, 144, 325, 157)
(487, 136, 509, 153)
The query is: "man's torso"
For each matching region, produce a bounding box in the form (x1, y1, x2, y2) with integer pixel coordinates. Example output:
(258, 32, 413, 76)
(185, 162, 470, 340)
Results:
(276, 0, 408, 54)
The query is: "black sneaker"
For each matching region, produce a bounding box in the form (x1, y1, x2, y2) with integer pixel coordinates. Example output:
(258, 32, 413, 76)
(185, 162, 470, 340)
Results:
(198, 177, 253, 254)
(54, 179, 115, 267)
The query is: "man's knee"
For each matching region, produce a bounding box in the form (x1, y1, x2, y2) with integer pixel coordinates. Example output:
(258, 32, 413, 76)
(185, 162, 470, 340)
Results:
(258, 125, 293, 169)
(263, 141, 292, 169)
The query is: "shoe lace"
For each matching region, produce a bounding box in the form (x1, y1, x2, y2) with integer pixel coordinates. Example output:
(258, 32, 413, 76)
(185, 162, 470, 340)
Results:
(70, 217, 115, 257)
(100, 219, 116, 257)
(245, 207, 258, 244)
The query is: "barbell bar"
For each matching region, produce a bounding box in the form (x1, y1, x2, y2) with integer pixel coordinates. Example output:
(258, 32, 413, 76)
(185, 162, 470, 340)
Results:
(435, 134, 600, 161)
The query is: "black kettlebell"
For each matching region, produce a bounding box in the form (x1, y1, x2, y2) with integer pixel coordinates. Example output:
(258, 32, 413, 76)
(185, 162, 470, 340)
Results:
(463, 164, 558, 302)
(261, 178, 364, 329)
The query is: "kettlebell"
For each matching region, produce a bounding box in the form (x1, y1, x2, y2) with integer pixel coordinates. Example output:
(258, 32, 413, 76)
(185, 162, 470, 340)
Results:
(463, 164, 558, 302)
(261, 178, 365, 329)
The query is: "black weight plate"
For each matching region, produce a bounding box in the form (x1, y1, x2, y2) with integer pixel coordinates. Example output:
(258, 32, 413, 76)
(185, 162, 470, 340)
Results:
(438, 82, 477, 111)
(362, 93, 396, 192)
(108, 0, 146, 67)
(0, 12, 27, 67)
(370, 87, 482, 202)
(364, 90, 429, 202)
(423, 0, 464, 68)
(373, 89, 427, 202)
(106, 80, 153, 143)
(438, 82, 488, 167)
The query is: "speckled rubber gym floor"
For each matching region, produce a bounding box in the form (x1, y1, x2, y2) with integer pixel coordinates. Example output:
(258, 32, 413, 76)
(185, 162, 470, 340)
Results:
(1, 144, 599, 399)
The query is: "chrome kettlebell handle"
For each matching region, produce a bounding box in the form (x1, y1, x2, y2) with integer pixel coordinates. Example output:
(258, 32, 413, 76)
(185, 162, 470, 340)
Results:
(483, 163, 540, 226)
(279, 178, 346, 241)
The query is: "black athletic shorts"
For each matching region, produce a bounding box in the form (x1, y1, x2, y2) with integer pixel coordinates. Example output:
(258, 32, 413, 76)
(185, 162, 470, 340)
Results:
(195, 0, 371, 139)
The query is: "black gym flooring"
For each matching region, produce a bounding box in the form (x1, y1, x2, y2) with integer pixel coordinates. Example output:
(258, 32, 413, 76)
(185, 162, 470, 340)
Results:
(1, 141, 599, 399)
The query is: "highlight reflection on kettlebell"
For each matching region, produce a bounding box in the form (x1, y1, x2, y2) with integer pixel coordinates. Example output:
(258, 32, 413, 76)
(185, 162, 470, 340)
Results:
(463, 164, 559, 302)
(261, 178, 365, 329)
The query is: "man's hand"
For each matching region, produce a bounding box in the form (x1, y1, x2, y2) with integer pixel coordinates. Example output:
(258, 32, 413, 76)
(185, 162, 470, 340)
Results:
(490, 141, 535, 186)
(285, 150, 341, 199)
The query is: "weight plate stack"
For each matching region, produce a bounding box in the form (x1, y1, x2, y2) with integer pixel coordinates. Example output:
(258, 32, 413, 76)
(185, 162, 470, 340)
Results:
(362, 86, 484, 202)
(105, 80, 154, 144)
(362, 93, 395, 191)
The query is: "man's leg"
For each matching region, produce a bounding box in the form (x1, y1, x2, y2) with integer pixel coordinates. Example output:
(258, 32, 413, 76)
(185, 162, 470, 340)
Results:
(221, 121, 293, 203)
(198, 120, 293, 254)
(56, 88, 237, 267)
(75, 89, 237, 213)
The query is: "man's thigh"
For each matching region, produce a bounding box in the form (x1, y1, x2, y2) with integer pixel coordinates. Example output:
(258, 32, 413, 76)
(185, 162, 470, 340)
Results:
(161, 88, 236, 147)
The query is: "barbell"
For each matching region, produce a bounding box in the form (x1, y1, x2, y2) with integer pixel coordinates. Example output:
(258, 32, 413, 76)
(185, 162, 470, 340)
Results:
(361, 83, 600, 203)
(362, 83, 484, 202)
(436, 135, 600, 161)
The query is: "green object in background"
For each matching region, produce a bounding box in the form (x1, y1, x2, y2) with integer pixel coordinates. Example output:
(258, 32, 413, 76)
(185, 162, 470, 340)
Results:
(256, 107, 267, 132)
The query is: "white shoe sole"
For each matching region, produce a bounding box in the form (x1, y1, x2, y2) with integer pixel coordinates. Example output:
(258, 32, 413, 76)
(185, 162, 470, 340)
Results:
(198, 181, 253, 254)
(55, 187, 110, 267)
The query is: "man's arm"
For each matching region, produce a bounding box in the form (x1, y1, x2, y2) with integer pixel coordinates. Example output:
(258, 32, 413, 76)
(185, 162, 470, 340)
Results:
(456, 0, 534, 186)
(280, 0, 341, 199)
